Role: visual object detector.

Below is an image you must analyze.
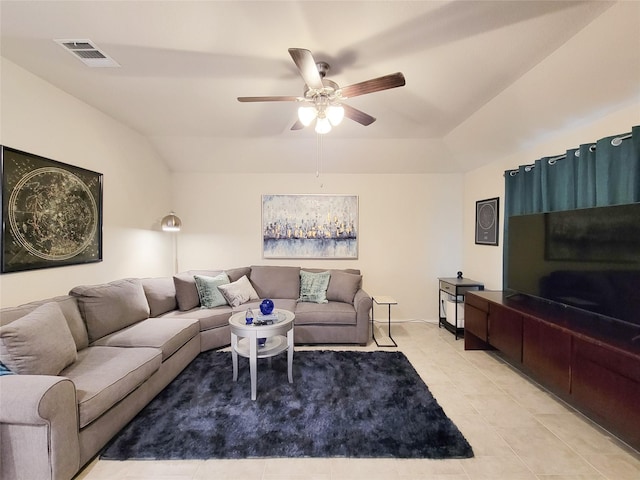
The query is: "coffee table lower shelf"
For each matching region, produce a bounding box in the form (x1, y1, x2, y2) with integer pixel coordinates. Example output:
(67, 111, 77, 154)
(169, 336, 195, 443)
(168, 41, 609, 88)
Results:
(234, 336, 288, 358)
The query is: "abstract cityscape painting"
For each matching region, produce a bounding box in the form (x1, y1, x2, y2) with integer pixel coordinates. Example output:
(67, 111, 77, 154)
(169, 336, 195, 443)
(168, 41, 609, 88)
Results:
(1, 146, 103, 273)
(262, 194, 358, 259)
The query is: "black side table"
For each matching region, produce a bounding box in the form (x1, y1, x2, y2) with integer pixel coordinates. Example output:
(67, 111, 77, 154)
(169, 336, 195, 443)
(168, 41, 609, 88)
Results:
(438, 277, 484, 339)
(372, 296, 398, 347)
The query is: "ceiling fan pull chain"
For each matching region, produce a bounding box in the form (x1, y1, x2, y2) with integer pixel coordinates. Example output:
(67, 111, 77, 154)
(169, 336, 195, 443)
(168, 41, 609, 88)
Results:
(316, 134, 324, 188)
(316, 133, 322, 178)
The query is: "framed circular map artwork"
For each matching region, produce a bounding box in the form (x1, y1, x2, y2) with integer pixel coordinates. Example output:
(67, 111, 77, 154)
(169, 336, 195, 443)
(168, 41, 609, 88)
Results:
(475, 197, 499, 246)
(1, 146, 102, 273)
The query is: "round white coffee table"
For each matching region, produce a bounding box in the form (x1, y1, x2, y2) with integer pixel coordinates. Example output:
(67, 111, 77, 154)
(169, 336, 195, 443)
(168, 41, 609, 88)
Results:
(228, 308, 295, 400)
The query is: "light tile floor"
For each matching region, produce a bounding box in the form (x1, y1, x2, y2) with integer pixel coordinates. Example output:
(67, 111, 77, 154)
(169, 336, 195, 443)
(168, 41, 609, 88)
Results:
(76, 321, 640, 480)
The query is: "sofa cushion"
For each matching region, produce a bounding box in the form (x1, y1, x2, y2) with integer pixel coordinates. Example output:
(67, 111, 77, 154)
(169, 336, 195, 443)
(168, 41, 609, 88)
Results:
(298, 270, 331, 304)
(71, 279, 150, 343)
(326, 271, 362, 304)
(91, 317, 200, 361)
(225, 266, 251, 282)
(218, 275, 259, 308)
(141, 277, 177, 317)
(273, 299, 299, 313)
(0, 295, 89, 350)
(294, 301, 357, 325)
(61, 346, 161, 428)
(174, 270, 220, 311)
(240, 298, 298, 316)
(162, 306, 233, 332)
(303, 268, 361, 276)
(0, 302, 78, 375)
(250, 265, 300, 299)
(174, 272, 204, 311)
(194, 273, 230, 308)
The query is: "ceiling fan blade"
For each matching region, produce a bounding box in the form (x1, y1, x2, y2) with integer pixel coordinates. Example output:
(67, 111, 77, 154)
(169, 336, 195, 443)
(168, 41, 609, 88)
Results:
(288, 48, 324, 90)
(343, 104, 376, 126)
(290, 120, 305, 130)
(339, 72, 406, 99)
(237, 96, 299, 102)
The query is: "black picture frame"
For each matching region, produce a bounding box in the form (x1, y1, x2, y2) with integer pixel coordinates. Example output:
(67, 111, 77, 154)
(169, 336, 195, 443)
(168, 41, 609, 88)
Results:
(475, 197, 499, 246)
(1, 146, 103, 273)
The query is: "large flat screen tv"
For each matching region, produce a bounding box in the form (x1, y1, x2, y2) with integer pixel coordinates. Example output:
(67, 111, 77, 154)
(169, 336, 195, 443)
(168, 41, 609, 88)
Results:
(505, 203, 640, 326)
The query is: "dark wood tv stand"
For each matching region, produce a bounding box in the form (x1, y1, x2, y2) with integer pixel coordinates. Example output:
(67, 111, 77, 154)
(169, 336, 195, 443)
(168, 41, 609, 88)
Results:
(464, 290, 640, 451)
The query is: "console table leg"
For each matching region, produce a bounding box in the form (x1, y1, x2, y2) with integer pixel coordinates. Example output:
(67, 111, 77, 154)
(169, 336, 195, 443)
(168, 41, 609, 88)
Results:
(386, 304, 398, 347)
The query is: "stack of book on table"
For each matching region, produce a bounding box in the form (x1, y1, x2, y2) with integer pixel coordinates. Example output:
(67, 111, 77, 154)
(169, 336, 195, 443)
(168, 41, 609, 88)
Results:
(254, 312, 278, 325)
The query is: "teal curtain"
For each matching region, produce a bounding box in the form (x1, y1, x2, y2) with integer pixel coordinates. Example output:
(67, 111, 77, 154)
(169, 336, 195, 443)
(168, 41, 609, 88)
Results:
(595, 127, 640, 206)
(575, 143, 597, 208)
(503, 126, 639, 286)
(505, 125, 640, 216)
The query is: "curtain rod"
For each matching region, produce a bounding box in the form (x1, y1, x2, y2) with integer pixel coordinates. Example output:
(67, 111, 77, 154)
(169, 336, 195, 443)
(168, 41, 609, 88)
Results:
(505, 131, 633, 175)
(611, 132, 632, 146)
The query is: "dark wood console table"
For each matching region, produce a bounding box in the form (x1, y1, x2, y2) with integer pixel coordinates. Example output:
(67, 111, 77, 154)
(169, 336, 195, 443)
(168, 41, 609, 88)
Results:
(464, 290, 640, 450)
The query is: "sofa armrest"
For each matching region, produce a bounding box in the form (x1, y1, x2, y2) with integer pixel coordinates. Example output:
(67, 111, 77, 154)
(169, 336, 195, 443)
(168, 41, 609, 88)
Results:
(0, 375, 80, 480)
(354, 289, 373, 345)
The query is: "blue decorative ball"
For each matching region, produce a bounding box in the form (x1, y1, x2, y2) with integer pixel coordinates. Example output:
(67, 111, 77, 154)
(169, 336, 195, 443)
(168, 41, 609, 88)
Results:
(260, 298, 274, 315)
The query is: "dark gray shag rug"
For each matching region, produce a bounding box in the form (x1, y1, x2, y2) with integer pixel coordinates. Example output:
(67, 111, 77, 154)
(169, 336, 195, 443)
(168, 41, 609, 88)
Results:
(101, 350, 473, 460)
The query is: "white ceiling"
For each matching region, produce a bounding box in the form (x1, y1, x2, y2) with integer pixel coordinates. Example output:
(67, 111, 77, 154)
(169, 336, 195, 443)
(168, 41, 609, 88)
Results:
(1, 1, 638, 174)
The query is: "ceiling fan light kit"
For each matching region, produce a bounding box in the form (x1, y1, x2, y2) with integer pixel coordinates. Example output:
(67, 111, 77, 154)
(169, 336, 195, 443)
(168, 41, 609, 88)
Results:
(326, 105, 345, 126)
(315, 116, 332, 135)
(299, 101, 344, 133)
(238, 48, 406, 134)
(298, 105, 317, 126)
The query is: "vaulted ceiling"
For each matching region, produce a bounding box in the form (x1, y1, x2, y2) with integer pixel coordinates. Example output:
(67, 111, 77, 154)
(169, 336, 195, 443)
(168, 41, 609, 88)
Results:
(1, 1, 638, 173)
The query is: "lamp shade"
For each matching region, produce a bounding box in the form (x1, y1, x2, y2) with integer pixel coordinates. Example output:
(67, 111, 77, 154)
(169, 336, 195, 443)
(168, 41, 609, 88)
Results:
(327, 104, 344, 126)
(298, 105, 317, 126)
(161, 212, 182, 232)
(315, 116, 332, 134)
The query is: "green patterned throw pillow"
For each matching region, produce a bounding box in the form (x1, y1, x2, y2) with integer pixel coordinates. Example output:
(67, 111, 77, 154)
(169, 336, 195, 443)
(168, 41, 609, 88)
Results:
(194, 273, 230, 308)
(298, 270, 331, 304)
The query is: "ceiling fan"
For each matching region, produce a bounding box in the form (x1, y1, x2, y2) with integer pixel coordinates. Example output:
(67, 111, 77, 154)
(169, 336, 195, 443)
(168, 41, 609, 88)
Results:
(237, 48, 406, 134)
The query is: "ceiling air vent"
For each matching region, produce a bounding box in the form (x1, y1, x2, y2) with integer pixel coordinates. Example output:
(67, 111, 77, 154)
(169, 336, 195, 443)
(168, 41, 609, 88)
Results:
(54, 39, 120, 68)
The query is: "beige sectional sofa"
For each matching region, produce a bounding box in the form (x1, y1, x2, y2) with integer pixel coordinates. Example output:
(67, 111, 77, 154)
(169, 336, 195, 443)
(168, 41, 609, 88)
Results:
(0, 265, 371, 480)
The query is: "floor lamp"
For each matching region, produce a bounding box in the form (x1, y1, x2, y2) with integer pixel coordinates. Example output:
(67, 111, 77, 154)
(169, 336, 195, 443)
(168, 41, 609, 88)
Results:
(161, 212, 182, 274)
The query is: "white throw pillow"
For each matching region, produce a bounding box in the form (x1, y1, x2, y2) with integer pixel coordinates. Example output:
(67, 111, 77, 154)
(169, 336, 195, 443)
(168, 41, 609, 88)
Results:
(217, 275, 259, 308)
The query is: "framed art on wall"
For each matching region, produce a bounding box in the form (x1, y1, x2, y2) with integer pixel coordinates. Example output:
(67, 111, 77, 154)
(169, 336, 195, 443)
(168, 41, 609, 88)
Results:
(475, 197, 499, 246)
(262, 194, 358, 259)
(1, 146, 103, 273)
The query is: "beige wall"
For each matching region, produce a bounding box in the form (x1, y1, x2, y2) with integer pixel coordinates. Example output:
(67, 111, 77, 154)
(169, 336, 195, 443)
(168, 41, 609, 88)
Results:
(0, 59, 174, 306)
(172, 172, 464, 321)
